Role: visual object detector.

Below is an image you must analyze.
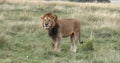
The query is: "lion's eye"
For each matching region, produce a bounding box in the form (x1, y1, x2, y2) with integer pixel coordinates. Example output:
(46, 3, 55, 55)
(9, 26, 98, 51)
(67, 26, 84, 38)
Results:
(48, 20, 50, 22)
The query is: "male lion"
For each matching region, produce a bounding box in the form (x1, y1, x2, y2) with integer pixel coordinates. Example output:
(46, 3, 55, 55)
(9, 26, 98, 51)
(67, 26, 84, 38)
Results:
(41, 13, 82, 53)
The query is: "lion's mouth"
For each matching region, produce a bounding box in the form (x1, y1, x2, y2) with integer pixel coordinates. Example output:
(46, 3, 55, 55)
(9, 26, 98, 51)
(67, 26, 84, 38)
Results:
(44, 24, 50, 29)
(44, 26, 49, 29)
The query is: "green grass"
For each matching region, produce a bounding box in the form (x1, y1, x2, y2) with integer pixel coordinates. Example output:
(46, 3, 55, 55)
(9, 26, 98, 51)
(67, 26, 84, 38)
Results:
(0, 1, 120, 63)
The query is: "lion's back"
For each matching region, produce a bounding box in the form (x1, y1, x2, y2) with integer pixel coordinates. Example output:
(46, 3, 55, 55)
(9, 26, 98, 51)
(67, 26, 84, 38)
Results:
(57, 19, 80, 37)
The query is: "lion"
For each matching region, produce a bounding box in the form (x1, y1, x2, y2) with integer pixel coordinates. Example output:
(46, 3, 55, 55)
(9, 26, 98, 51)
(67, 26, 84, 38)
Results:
(41, 13, 82, 53)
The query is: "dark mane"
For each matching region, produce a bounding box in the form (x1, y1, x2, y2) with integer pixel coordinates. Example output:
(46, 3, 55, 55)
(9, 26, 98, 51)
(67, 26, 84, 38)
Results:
(49, 23, 59, 38)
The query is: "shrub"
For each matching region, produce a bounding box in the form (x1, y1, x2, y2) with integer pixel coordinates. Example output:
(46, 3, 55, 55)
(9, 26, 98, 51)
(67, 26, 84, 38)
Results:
(0, 35, 8, 48)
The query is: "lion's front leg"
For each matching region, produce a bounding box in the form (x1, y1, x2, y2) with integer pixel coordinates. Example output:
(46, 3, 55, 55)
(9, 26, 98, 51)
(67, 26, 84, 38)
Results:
(52, 36, 61, 52)
(53, 41, 60, 52)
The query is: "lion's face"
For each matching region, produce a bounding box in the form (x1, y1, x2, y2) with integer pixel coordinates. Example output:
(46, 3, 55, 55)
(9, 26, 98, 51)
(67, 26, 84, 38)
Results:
(41, 13, 57, 30)
(42, 17, 54, 29)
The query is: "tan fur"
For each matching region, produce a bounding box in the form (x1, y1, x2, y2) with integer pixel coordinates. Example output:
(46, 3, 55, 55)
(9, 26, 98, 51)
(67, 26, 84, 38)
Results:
(41, 13, 81, 53)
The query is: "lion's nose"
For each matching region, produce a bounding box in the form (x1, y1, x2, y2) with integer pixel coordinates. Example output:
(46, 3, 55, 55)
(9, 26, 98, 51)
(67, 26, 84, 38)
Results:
(45, 21, 49, 26)
(45, 23, 48, 26)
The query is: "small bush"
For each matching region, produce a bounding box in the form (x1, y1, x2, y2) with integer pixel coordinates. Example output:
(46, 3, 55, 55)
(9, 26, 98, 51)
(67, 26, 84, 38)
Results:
(82, 36, 94, 51)
(0, 35, 8, 48)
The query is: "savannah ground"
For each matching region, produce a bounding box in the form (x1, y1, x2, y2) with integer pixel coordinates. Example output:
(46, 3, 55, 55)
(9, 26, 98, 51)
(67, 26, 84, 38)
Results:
(0, 0, 120, 63)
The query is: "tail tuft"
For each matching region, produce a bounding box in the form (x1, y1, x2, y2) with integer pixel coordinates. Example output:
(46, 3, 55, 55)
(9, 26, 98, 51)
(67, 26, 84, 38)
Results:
(79, 39, 83, 44)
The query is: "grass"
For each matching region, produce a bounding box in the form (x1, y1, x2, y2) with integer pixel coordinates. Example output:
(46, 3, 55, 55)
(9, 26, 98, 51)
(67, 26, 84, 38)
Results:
(0, 1, 120, 63)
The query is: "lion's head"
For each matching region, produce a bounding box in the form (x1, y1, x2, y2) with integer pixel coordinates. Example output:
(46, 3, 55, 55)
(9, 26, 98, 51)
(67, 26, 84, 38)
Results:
(41, 13, 57, 30)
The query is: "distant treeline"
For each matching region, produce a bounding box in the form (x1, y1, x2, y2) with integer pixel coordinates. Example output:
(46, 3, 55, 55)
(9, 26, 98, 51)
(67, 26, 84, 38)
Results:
(69, 0, 110, 2)
(46, 0, 110, 3)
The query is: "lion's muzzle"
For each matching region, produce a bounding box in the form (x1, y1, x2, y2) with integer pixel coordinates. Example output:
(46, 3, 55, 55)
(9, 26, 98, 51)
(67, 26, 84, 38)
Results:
(43, 21, 51, 29)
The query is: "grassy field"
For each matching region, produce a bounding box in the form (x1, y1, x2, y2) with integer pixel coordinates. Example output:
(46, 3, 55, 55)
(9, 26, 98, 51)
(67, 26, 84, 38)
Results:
(0, 1, 120, 63)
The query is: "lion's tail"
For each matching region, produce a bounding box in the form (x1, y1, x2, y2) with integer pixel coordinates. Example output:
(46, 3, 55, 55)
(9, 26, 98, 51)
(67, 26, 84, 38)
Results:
(79, 32, 83, 44)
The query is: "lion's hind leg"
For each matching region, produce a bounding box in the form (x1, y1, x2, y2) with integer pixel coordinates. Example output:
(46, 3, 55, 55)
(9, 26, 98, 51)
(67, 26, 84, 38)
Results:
(70, 33, 78, 53)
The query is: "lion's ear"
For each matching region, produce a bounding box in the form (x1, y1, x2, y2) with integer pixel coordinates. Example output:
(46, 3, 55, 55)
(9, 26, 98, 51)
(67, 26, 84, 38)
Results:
(51, 14, 57, 21)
